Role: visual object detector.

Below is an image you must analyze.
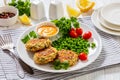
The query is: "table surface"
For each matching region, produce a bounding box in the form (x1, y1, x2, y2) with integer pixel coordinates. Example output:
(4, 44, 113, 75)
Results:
(0, 0, 120, 80)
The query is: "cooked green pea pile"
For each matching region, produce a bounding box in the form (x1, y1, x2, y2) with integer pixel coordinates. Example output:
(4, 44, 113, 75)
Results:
(52, 17, 94, 54)
(52, 36, 90, 54)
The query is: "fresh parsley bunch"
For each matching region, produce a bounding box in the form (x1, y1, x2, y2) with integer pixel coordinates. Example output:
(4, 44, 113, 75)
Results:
(52, 17, 80, 37)
(9, 0, 31, 16)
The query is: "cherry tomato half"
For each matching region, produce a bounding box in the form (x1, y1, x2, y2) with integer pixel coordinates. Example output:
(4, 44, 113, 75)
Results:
(83, 31, 92, 39)
(69, 30, 78, 38)
(76, 28, 83, 36)
(78, 52, 88, 61)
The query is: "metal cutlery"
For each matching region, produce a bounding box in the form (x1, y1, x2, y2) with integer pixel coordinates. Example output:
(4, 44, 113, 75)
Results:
(0, 34, 34, 79)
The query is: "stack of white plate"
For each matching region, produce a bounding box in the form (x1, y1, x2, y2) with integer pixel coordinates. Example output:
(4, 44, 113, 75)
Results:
(91, 3, 120, 36)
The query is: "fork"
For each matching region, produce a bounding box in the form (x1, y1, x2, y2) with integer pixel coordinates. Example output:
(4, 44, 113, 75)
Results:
(0, 34, 25, 79)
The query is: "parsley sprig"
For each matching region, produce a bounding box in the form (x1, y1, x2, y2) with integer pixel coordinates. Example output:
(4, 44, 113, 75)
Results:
(9, 0, 31, 16)
(51, 17, 80, 37)
(21, 31, 37, 44)
(53, 59, 70, 70)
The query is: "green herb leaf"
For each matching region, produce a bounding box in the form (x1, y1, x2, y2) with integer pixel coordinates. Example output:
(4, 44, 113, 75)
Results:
(53, 59, 70, 70)
(9, 0, 31, 16)
(21, 35, 30, 44)
(52, 17, 72, 36)
(91, 42, 96, 48)
(73, 22, 79, 28)
(53, 59, 60, 66)
(29, 31, 37, 38)
(61, 61, 69, 70)
(70, 17, 77, 22)
(21, 31, 38, 44)
(53, 59, 61, 70)
(54, 65, 61, 70)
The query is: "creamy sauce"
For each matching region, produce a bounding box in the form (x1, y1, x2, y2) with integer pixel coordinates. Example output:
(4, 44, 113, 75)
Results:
(37, 26, 58, 37)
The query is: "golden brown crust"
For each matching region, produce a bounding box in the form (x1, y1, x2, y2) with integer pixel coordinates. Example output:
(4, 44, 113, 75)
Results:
(57, 49, 78, 66)
(25, 38, 51, 52)
(33, 47, 57, 64)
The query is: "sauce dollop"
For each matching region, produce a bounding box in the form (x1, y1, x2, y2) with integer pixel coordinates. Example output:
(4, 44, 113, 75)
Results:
(37, 26, 58, 37)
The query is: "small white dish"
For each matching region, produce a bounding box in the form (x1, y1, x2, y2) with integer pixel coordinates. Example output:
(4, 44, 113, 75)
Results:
(91, 8, 120, 36)
(17, 23, 102, 73)
(36, 21, 59, 38)
(101, 3, 120, 26)
(97, 9, 120, 31)
(0, 6, 18, 26)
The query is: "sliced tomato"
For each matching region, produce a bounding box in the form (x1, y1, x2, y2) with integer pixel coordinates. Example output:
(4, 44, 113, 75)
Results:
(83, 31, 92, 39)
(76, 28, 83, 36)
(78, 52, 88, 61)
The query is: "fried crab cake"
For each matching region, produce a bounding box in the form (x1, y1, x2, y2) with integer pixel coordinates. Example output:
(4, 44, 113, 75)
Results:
(25, 38, 51, 52)
(57, 50, 78, 66)
(33, 47, 57, 64)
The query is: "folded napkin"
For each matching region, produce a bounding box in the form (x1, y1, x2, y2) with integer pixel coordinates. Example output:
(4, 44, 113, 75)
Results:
(0, 17, 120, 80)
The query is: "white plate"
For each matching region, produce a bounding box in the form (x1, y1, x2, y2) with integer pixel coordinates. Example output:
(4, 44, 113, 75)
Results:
(98, 9, 120, 31)
(91, 8, 120, 36)
(16, 23, 102, 73)
(101, 3, 120, 26)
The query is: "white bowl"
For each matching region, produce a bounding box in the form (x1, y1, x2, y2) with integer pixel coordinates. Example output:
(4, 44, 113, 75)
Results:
(101, 3, 120, 26)
(0, 6, 18, 26)
(35, 21, 59, 38)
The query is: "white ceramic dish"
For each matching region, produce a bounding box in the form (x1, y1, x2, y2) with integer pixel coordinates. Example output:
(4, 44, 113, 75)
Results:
(0, 6, 18, 26)
(16, 23, 102, 73)
(91, 8, 120, 36)
(35, 21, 59, 38)
(101, 3, 120, 26)
(98, 9, 120, 31)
